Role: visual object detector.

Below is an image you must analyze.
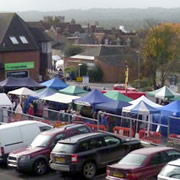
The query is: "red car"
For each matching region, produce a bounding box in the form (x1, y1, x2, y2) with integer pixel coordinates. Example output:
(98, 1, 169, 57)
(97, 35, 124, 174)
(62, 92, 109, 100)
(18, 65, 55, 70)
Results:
(106, 147, 180, 180)
(7, 123, 92, 175)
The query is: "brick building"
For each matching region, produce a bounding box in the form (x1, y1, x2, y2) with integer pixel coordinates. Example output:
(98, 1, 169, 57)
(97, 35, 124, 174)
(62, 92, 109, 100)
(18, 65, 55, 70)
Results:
(0, 13, 52, 81)
(64, 44, 138, 83)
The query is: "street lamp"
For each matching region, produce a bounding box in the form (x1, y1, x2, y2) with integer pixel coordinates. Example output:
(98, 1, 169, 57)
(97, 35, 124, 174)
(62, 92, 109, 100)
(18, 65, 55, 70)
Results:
(78, 63, 82, 77)
(136, 51, 140, 89)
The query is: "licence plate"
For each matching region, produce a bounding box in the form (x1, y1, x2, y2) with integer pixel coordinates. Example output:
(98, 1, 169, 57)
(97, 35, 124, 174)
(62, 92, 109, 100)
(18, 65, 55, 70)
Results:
(56, 157, 65, 163)
(113, 172, 123, 178)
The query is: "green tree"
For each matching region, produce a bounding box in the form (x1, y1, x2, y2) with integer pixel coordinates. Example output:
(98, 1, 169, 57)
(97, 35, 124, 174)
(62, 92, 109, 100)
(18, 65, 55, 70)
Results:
(142, 23, 180, 89)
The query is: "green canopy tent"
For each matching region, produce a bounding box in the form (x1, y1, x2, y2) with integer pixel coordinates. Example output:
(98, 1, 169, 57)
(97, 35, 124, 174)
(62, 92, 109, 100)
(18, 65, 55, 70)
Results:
(59, 85, 87, 96)
(104, 90, 132, 102)
(146, 86, 180, 100)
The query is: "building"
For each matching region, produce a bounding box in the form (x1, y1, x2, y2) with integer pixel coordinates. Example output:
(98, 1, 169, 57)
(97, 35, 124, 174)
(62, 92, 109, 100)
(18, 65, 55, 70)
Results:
(64, 44, 137, 83)
(0, 13, 52, 81)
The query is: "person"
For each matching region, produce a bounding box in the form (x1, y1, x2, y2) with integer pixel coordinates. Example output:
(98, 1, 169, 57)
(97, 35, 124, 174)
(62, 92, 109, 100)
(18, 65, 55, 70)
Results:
(14, 102, 23, 120)
(28, 103, 34, 118)
(33, 100, 38, 116)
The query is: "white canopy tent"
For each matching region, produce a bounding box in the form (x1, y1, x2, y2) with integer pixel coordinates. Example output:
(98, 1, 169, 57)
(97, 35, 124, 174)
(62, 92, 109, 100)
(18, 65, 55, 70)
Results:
(0, 93, 13, 123)
(122, 96, 161, 133)
(8, 87, 37, 104)
(40, 93, 79, 104)
(129, 96, 162, 108)
(8, 87, 37, 96)
(0, 93, 13, 108)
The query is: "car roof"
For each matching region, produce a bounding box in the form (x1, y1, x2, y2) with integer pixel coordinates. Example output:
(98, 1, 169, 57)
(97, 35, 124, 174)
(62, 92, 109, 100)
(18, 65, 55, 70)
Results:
(168, 159, 180, 166)
(58, 132, 105, 144)
(131, 146, 175, 155)
(41, 123, 88, 136)
(0, 120, 50, 130)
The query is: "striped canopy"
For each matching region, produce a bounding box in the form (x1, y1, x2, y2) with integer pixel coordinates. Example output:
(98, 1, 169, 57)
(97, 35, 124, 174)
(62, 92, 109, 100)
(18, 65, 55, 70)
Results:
(130, 100, 160, 115)
(146, 86, 180, 100)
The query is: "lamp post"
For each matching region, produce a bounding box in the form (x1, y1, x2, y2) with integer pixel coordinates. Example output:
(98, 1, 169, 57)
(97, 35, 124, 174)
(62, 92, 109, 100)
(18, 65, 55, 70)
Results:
(78, 63, 82, 77)
(136, 51, 140, 89)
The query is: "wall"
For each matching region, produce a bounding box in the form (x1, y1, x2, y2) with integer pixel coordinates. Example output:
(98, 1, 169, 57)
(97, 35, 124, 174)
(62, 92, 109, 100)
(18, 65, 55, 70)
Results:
(0, 51, 40, 81)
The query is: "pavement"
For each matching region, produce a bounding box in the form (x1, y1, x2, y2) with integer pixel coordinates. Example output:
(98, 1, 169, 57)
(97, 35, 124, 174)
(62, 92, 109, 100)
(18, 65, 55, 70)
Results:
(67, 81, 114, 90)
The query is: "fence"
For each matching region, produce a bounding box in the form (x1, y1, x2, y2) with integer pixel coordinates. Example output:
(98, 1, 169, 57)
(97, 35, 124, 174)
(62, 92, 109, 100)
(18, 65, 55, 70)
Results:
(0, 108, 45, 123)
(0, 107, 170, 145)
(98, 111, 169, 145)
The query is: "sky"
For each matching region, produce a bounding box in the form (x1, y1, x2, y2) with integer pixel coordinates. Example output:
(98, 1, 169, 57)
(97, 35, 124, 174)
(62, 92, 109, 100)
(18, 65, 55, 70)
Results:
(1, 0, 180, 12)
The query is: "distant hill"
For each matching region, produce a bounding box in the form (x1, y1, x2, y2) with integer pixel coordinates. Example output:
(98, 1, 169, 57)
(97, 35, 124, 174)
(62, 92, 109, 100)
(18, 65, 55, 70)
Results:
(16, 8, 180, 30)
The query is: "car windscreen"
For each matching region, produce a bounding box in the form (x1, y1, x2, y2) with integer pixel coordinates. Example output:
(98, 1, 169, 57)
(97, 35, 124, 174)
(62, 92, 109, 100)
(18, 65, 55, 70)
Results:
(159, 164, 180, 179)
(52, 143, 75, 153)
(30, 134, 52, 148)
(118, 153, 147, 167)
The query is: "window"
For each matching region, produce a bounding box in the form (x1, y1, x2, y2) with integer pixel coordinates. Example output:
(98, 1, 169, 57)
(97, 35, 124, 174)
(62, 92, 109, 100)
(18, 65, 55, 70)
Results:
(31, 134, 51, 148)
(89, 138, 105, 149)
(77, 126, 91, 133)
(19, 36, 28, 44)
(118, 154, 147, 167)
(39, 126, 52, 132)
(166, 150, 180, 161)
(104, 136, 121, 146)
(51, 133, 66, 147)
(78, 141, 89, 152)
(149, 153, 161, 166)
(9, 36, 19, 44)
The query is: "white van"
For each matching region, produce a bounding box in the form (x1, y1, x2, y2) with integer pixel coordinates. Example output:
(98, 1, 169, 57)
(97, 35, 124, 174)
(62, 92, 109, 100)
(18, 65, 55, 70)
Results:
(0, 120, 52, 163)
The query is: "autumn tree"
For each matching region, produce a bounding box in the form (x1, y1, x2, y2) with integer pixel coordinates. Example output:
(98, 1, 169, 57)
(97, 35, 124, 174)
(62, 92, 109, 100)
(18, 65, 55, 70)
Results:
(142, 23, 180, 89)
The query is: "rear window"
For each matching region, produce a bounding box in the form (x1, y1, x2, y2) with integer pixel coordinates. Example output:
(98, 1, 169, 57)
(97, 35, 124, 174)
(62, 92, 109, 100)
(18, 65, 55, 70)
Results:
(118, 153, 147, 167)
(53, 143, 75, 153)
(159, 164, 180, 179)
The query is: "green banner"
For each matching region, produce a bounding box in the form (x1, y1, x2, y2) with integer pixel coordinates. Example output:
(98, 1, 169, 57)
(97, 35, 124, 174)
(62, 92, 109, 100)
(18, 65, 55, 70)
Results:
(5, 62, 34, 71)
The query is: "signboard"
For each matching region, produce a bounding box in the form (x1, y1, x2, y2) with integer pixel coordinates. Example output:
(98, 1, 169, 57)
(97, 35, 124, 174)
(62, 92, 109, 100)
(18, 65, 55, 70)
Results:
(83, 76, 89, 85)
(76, 77, 82, 82)
(6, 71, 29, 78)
(5, 62, 34, 71)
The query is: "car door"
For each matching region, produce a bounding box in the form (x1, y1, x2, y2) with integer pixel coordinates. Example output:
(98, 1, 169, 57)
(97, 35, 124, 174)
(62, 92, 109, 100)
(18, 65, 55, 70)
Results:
(102, 135, 125, 164)
(141, 151, 169, 179)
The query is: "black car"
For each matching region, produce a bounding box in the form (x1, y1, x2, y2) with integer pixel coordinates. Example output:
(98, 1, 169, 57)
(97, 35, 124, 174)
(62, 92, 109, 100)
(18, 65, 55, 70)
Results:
(49, 132, 141, 179)
(7, 123, 92, 175)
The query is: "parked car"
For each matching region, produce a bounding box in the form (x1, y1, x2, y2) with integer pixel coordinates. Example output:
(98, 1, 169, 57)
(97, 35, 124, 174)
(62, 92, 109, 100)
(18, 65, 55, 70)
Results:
(0, 120, 52, 163)
(158, 158, 180, 180)
(49, 132, 141, 179)
(106, 147, 180, 180)
(7, 123, 92, 175)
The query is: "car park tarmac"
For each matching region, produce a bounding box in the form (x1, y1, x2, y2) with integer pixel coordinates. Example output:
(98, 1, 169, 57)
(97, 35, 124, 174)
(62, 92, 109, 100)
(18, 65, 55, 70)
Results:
(0, 164, 106, 180)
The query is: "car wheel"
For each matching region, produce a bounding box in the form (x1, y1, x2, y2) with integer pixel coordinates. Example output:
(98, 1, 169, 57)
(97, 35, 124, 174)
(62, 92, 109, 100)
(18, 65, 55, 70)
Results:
(33, 159, 47, 175)
(82, 162, 96, 179)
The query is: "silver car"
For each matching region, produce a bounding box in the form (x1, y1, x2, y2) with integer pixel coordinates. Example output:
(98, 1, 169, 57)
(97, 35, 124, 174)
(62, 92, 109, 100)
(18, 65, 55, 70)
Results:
(158, 159, 180, 180)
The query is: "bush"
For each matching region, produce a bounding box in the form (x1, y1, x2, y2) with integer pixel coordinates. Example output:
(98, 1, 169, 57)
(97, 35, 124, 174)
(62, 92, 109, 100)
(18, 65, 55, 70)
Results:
(64, 44, 83, 57)
(88, 66, 103, 82)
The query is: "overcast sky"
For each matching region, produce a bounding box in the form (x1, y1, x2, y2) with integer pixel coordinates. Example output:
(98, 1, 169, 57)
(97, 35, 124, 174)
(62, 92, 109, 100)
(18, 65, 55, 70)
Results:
(2, 0, 180, 12)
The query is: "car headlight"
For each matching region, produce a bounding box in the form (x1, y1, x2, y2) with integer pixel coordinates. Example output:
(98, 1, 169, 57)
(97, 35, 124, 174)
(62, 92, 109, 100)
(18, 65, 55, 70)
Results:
(19, 155, 31, 161)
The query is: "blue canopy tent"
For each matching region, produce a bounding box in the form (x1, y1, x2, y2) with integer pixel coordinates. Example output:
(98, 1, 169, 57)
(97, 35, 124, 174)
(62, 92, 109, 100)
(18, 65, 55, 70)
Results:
(40, 77, 68, 90)
(95, 100, 131, 114)
(73, 89, 112, 107)
(31, 88, 57, 99)
(157, 100, 180, 135)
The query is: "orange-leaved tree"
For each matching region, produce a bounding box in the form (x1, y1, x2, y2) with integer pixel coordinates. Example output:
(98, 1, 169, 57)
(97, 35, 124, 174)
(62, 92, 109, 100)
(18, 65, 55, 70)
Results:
(142, 23, 180, 89)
